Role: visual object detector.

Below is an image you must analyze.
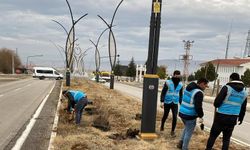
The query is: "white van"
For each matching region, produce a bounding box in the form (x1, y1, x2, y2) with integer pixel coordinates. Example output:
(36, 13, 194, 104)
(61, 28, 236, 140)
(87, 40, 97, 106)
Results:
(32, 67, 63, 80)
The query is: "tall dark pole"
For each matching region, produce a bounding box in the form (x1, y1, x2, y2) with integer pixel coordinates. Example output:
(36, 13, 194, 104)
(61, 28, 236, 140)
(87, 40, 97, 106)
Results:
(53, 0, 87, 86)
(90, 27, 109, 83)
(140, 0, 162, 139)
(97, 0, 124, 89)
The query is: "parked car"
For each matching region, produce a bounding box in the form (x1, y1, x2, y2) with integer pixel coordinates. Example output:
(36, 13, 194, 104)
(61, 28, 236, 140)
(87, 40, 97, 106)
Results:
(91, 77, 106, 83)
(32, 67, 63, 80)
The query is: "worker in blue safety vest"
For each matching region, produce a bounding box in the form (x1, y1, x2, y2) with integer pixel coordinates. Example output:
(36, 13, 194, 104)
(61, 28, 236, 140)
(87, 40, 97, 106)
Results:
(160, 70, 183, 137)
(177, 78, 209, 150)
(62, 90, 88, 125)
(205, 73, 248, 150)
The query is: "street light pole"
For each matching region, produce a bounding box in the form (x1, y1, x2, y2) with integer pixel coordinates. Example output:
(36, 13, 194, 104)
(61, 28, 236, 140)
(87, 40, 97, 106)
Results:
(26, 54, 43, 70)
(140, 0, 162, 139)
(12, 54, 15, 74)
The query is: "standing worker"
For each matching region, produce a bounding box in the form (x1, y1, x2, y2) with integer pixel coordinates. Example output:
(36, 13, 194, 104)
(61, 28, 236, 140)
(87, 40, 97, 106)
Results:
(160, 70, 183, 137)
(62, 90, 89, 125)
(177, 78, 209, 150)
(205, 73, 248, 150)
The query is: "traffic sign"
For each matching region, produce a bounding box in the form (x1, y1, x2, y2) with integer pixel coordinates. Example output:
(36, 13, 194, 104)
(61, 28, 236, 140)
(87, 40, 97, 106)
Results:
(153, 2, 160, 13)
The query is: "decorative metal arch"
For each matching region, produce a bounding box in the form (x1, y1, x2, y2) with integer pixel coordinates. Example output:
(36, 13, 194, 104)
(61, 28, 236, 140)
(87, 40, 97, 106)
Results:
(89, 27, 109, 72)
(97, 0, 124, 71)
(52, 0, 88, 70)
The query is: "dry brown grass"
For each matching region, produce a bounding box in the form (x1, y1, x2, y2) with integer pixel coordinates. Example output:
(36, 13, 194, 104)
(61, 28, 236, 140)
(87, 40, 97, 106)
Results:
(53, 78, 249, 150)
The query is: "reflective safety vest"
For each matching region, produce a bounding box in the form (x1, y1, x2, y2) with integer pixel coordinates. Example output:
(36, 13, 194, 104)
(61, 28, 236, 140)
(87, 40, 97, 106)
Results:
(217, 85, 247, 115)
(68, 90, 86, 102)
(164, 80, 183, 104)
(180, 89, 203, 116)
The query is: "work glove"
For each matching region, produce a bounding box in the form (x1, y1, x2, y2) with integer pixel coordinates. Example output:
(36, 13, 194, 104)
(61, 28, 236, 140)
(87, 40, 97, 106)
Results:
(160, 102, 164, 109)
(238, 120, 242, 125)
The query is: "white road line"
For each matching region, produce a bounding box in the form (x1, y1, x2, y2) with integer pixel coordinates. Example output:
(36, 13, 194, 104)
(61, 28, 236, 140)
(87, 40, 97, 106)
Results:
(242, 121, 250, 125)
(14, 88, 21, 91)
(231, 137, 250, 147)
(26, 84, 31, 87)
(11, 82, 55, 150)
(0, 94, 3, 98)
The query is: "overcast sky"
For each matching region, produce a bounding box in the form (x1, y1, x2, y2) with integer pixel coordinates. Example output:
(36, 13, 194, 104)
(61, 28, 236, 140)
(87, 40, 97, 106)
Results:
(0, 0, 250, 68)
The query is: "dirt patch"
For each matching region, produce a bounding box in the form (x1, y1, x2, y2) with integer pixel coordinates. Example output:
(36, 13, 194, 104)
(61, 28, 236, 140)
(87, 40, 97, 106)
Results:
(92, 115, 110, 131)
(71, 143, 89, 150)
(53, 78, 250, 150)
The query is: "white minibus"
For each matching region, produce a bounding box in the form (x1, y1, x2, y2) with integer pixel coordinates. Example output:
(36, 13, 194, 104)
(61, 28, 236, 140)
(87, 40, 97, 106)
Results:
(33, 67, 63, 80)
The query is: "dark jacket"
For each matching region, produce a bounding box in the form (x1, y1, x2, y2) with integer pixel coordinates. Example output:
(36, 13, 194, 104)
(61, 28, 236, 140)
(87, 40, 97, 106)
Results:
(179, 82, 204, 120)
(160, 77, 183, 104)
(65, 92, 76, 112)
(214, 81, 247, 125)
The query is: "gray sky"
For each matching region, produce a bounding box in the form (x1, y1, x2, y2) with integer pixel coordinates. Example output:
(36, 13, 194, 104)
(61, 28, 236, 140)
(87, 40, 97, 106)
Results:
(0, 0, 250, 68)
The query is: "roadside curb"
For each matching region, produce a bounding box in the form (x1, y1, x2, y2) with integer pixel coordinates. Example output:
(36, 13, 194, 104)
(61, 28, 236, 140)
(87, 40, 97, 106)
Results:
(47, 82, 63, 150)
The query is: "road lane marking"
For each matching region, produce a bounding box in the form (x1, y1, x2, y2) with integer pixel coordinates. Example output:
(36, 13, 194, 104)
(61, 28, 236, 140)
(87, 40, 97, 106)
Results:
(11, 82, 56, 150)
(14, 88, 21, 91)
(231, 137, 250, 147)
(26, 84, 31, 87)
(0, 94, 3, 98)
(243, 121, 250, 125)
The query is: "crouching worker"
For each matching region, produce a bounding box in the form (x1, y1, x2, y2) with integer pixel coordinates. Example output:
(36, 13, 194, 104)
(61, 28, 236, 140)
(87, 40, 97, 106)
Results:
(62, 90, 88, 125)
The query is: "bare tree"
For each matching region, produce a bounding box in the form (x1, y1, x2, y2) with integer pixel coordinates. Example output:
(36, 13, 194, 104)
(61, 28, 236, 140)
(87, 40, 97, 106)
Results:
(0, 48, 22, 74)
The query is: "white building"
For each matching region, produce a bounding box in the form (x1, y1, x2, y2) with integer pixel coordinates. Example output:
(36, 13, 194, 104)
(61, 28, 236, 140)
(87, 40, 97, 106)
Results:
(136, 64, 146, 82)
(201, 58, 250, 86)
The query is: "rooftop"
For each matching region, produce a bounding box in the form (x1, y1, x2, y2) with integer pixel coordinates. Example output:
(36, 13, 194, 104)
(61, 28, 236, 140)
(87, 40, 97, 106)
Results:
(201, 58, 250, 66)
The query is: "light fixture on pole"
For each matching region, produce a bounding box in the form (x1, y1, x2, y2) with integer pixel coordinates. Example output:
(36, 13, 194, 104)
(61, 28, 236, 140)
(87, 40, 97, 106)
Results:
(26, 54, 43, 69)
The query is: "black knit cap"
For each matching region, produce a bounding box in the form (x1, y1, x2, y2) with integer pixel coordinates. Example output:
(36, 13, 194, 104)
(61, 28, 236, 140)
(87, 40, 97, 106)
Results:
(230, 73, 240, 81)
(173, 70, 181, 76)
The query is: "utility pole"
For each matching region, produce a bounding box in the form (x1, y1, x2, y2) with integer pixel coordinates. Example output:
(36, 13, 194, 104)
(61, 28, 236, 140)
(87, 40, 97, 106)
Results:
(180, 40, 194, 87)
(12, 53, 14, 74)
(243, 30, 250, 58)
(225, 22, 232, 59)
(140, 0, 162, 139)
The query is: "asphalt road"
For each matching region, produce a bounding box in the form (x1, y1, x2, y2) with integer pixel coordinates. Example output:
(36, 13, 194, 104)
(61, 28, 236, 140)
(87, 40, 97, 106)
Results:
(0, 78, 56, 149)
(111, 82, 250, 146)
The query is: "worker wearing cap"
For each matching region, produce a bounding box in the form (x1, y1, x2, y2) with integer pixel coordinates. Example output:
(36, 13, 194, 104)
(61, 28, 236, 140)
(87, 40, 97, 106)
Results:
(62, 90, 88, 124)
(206, 73, 248, 150)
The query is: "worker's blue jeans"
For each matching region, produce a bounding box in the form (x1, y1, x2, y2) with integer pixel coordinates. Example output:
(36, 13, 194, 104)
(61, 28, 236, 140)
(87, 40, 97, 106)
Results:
(75, 97, 88, 124)
(180, 118, 196, 150)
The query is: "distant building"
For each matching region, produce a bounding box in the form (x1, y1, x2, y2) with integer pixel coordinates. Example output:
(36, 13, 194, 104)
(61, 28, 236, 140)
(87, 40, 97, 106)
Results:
(136, 64, 146, 82)
(201, 58, 250, 86)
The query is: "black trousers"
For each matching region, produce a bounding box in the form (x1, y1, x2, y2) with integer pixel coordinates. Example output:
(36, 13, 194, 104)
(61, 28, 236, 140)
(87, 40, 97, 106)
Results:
(206, 121, 235, 150)
(161, 103, 178, 131)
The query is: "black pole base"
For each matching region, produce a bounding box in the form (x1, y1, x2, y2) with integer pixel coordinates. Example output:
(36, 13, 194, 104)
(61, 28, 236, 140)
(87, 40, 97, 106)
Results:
(66, 71, 70, 86)
(110, 74, 114, 89)
(96, 74, 99, 82)
(141, 74, 159, 137)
